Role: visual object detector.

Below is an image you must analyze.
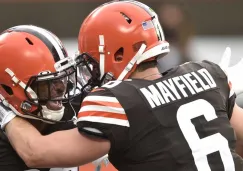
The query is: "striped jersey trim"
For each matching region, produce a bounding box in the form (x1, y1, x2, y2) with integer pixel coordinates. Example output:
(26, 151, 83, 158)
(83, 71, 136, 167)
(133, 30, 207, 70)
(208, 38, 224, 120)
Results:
(80, 105, 125, 114)
(83, 96, 119, 103)
(78, 116, 130, 127)
(78, 95, 129, 127)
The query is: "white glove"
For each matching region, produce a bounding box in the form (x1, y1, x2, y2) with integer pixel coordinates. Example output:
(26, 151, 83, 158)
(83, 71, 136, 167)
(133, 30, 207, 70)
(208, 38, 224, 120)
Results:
(0, 101, 16, 129)
(49, 167, 78, 171)
(219, 47, 243, 96)
(92, 154, 109, 167)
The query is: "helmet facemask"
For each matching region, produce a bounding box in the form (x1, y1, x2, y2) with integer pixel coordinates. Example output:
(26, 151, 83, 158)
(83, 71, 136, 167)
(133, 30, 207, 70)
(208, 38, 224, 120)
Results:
(22, 57, 81, 123)
(75, 53, 115, 95)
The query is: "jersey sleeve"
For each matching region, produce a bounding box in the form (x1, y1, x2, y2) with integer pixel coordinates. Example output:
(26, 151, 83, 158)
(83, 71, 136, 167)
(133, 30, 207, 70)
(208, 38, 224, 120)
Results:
(76, 87, 129, 141)
(201, 60, 236, 119)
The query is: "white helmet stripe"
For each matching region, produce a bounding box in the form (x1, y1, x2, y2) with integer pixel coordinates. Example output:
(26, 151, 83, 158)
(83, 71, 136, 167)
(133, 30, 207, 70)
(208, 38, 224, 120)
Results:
(99, 35, 105, 79)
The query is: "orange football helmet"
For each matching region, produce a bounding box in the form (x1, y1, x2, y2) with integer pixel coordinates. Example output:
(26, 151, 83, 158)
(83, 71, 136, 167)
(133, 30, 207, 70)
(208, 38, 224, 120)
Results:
(0, 25, 79, 123)
(77, 0, 169, 88)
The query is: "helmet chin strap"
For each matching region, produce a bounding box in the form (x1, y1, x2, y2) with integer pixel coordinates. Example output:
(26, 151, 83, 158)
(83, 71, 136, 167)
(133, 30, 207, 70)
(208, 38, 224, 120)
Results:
(117, 44, 147, 80)
(41, 105, 65, 121)
(5, 68, 38, 102)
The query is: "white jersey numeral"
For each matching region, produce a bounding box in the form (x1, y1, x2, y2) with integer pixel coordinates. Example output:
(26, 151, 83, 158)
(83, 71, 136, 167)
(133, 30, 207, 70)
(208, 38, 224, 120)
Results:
(177, 99, 235, 171)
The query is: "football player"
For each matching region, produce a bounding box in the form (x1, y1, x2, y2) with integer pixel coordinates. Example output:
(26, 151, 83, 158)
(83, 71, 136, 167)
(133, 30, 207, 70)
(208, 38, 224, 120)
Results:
(2, 1, 243, 171)
(0, 25, 81, 171)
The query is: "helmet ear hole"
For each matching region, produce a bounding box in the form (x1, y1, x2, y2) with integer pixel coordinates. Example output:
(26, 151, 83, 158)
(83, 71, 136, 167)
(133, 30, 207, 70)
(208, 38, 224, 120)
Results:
(114, 47, 124, 62)
(1, 84, 13, 95)
(133, 41, 147, 52)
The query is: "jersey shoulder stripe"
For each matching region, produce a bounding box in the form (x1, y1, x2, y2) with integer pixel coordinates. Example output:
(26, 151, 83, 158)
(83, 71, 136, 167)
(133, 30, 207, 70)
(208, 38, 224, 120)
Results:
(78, 91, 129, 127)
(77, 116, 130, 127)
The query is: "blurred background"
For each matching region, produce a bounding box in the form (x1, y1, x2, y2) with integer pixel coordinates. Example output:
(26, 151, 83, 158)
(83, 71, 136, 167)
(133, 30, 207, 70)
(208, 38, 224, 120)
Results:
(0, 0, 242, 170)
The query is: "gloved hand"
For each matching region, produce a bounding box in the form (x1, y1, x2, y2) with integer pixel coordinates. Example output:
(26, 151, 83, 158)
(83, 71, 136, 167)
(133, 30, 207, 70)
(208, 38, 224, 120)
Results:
(219, 47, 243, 96)
(0, 100, 16, 129)
(92, 154, 109, 168)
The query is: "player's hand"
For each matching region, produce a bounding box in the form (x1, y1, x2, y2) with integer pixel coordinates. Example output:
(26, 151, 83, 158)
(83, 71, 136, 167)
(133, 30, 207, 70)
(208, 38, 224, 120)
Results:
(219, 47, 243, 96)
(0, 100, 16, 129)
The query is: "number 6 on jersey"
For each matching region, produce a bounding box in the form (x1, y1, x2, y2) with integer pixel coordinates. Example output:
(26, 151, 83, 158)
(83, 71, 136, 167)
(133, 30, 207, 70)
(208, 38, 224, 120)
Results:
(177, 99, 235, 171)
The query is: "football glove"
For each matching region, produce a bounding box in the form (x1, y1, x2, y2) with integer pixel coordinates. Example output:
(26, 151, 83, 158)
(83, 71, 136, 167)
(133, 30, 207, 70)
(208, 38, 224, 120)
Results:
(219, 47, 243, 96)
(92, 154, 109, 170)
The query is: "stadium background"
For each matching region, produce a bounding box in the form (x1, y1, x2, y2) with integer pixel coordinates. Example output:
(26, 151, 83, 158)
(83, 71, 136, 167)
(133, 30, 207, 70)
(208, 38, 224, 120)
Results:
(0, 0, 243, 170)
